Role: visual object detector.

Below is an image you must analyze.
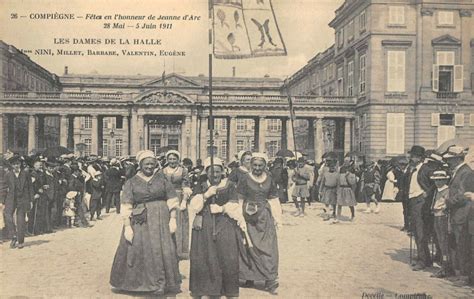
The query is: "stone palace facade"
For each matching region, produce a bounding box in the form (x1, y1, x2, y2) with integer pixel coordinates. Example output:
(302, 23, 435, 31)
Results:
(1, 0, 474, 163)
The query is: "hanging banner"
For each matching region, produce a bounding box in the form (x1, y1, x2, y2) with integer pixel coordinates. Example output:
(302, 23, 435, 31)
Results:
(212, 0, 287, 59)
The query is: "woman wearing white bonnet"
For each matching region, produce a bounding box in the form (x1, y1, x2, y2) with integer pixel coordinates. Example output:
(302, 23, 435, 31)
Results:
(110, 150, 181, 296)
(162, 149, 193, 261)
(188, 156, 245, 298)
(237, 152, 282, 295)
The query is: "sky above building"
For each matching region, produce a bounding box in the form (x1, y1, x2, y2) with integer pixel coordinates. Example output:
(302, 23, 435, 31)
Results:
(0, 0, 344, 79)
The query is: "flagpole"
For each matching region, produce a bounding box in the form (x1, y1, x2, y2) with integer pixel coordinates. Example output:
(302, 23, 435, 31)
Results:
(284, 78, 298, 155)
(208, 0, 217, 241)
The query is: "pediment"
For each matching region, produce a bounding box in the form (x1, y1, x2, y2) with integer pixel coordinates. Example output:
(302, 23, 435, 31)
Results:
(432, 34, 461, 46)
(143, 73, 201, 88)
(135, 90, 194, 104)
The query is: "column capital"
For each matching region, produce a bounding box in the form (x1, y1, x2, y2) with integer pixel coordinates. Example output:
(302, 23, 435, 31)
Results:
(90, 113, 99, 118)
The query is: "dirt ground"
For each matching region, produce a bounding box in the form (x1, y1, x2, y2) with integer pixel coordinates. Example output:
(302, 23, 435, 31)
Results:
(1, 202, 473, 298)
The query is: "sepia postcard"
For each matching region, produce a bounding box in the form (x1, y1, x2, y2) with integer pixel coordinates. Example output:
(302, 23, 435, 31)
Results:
(1, 0, 474, 298)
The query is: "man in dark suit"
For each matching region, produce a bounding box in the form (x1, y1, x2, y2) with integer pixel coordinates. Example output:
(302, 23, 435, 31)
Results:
(4, 156, 34, 249)
(408, 145, 436, 271)
(104, 158, 123, 214)
(90, 171, 104, 221)
(444, 145, 474, 286)
(29, 156, 48, 235)
(54, 163, 68, 227)
(44, 161, 59, 233)
(421, 152, 445, 263)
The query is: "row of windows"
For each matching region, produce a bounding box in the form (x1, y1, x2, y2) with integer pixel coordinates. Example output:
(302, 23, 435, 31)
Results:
(336, 10, 366, 48)
(81, 116, 124, 129)
(214, 118, 282, 133)
(6, 62, 53, 92)
(388, 7, 454, 26)
(336, 7, 455, 51)
(385, 112, 471, 155)
(385, 50, 464, 93)
(82, 138, 124, 157)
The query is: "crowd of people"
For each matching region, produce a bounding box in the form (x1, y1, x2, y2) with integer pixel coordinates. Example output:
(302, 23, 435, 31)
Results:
(0, 153, 140, 248)
(1, 141, 474, 296)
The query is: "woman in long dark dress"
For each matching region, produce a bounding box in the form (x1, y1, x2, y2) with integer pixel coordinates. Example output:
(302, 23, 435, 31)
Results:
(162, 150, 192, 260)
(110, 150, 181, 296)
(237, 153, 282, 295)
(188, 157, 246, 298)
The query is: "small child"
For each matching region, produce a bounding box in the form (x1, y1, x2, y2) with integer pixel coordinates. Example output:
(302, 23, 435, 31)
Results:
(362, 161, 381, 213)
(63, 191, 77, 227)
(333, 161, 357, 223)
(430, 170, 453, 278)
(319, 157, 339, 221)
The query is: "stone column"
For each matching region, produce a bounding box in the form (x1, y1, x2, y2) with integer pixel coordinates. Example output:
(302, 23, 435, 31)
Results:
(7, 115, 15, 150)
(122, 115, 129, 155)
(200, 116, 208, 159)
(73, 117, 81, 151)
(67, 116, 75, 150)
(38, 115, 45, 150)
(257, 117, 266, 152)
(59, 114, 68, 147)
(307, 118, 315, 158)
(228, 116, 237, 161)
(91, 114, 99, 155)
(181, 116, 192, 158)
(190, 113, 198, 162)
(27, 114, 36, 154)
(286, 118, 295, 152)
(314, 118, 324, 163)
(130, 112, 138, 155)
(143, 116, 149, 150)
(0, 114, 4, 153)
(344, 118, 352, 155)
(281, 117, 288, 150)
(137, 115, 145, 151)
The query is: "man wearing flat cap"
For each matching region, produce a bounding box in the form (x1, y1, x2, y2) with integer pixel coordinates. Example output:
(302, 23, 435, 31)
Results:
(444, 145, 474, 285)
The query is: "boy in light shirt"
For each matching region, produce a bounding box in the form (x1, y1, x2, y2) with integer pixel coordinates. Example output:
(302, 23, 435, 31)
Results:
(430, 170, 453, 278)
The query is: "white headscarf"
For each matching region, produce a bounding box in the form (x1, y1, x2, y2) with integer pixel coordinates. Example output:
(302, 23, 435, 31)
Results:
(251, 152, 268, 164)
(136, 150, 156, 164)
(202, 157, 224, 174)
(166, 150, 181, 161)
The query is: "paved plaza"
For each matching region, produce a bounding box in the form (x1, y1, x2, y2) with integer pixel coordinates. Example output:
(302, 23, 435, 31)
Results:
(1, 202, 473, 298)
